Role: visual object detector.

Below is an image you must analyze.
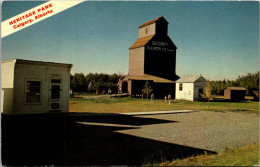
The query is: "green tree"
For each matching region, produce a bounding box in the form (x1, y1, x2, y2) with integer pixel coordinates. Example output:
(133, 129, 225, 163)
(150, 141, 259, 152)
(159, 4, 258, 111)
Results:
(71, 73, 87, 92)
(234, 72, 259, 95)
(201, 81, 212, 110)
(142, 81, 153, 99)
(70, 72, 125, 93)
(210, 72, 259, 96)
(205, 81, 212, 102)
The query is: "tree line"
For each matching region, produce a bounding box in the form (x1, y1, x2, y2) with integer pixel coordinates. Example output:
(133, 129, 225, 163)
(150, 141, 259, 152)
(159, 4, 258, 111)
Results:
(70, 73, 122, 93)
(70, 72, 259, 96)
(211, 72, 259, 96)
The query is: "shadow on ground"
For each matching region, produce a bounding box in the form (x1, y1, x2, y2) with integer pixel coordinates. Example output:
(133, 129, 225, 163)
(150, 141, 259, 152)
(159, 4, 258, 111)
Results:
(2, 113, 215, 166)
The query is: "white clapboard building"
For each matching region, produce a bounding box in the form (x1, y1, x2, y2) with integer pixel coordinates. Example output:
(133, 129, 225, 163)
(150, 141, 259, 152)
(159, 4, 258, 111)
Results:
(175, 75, 207, 101)
(1, 59, 72, 114)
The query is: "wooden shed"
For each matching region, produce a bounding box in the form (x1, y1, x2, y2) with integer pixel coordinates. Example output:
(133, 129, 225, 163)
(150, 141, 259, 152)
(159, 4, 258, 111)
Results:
(224, 87, 246, 100)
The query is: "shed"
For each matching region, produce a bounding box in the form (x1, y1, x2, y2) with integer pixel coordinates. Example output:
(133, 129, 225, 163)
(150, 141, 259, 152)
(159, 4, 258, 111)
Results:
(175, 75, 207, 101)
(224, 87, 246, 100)
(1, 59, 73, 114)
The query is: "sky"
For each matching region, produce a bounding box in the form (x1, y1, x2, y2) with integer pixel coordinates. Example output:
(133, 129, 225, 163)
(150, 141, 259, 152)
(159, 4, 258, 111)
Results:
(1, 1, 259, 81)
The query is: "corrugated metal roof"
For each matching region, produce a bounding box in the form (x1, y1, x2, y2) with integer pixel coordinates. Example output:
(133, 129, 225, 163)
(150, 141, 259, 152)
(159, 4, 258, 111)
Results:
(139, 16, 167, 28)
(123, 74, 175, 83)
(225, 87, 246, 91)
(129, 35, 154, 49)
(176, 75, 206, 83)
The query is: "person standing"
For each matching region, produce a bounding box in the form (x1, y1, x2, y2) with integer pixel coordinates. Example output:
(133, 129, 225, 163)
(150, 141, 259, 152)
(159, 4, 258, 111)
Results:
(168, 94, 172, 104)
(164, 95, 168, 103)
(69, 89, 74, 98)
(151, 93, 155, 103)
(108, 88, 112, 95)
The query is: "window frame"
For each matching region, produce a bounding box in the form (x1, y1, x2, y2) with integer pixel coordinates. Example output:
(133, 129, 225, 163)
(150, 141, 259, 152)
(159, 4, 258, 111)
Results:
(179, 83, 183, 91)
(24, 79, 42, 104)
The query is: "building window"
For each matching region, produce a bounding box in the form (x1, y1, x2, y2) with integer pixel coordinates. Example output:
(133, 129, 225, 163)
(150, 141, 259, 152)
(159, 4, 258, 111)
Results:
(146, 27, 148, 34)
(26, 81, 41, 103)
(179, 83, 183, 91)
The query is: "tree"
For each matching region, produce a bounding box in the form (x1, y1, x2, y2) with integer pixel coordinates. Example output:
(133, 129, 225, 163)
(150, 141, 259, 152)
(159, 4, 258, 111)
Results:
(142, 81, 153, 99)
(210, 72, 259, 96)
(71, 72, 122, 93)
(202, 81, 212, 110)
(205, 81, 212, 102)
(234, 72, 259, 95)
(71, 73, 87, 92)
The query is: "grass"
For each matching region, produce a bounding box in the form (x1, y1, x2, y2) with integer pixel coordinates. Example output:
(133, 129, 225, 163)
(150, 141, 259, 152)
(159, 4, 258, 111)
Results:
(149, 144, 259, 166)
(73, 93, 96, 98)
(69, 96, 259, 114)
(214, 95, 254, 100)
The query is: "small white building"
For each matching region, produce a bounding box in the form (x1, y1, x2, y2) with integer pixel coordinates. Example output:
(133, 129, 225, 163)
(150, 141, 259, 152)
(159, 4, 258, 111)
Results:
(1, 59, 72, 114)
(175, 75, 207, 101)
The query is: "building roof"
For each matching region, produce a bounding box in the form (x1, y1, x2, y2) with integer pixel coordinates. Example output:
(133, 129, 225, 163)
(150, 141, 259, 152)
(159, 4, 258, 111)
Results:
(2, 59, 73, 68)
(129, 35, 154, 49)
(225, 87, 246, 91)
(122, 74, 175, 83)
(139, 16, 168, 28)
(176, 75, 206, 83)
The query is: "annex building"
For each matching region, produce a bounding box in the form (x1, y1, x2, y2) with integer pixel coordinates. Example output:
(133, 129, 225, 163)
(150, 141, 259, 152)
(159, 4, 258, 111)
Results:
(175, 75, 206, 101)
(1, 59, 72, 114)
(118, 16, 179, 98)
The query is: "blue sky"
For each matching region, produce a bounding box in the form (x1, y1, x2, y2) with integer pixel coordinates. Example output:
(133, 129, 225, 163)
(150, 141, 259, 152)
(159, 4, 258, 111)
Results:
(1, 1, 259, 80)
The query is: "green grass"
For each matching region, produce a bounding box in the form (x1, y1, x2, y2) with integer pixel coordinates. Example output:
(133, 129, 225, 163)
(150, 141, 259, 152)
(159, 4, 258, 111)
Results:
(150, 144, 259, 166)
(213, 95, 254, 100)
(69, 97, 259, 114)
(73, 93, 96, 98)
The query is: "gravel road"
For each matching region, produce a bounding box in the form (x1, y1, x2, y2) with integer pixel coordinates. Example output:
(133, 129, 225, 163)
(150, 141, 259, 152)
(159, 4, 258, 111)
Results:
(116, 111, 259, 152)
(2, 110, 258, 165)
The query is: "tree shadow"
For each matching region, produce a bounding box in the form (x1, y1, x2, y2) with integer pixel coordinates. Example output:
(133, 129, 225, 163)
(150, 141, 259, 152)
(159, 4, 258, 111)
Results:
(2, 113, 216, 166)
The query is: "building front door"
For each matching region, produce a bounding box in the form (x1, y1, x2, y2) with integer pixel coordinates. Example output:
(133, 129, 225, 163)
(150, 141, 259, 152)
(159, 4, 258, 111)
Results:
(122, 81, 128, 93)
(49, 79, 62, 111)
(198, 88, 203, 98)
